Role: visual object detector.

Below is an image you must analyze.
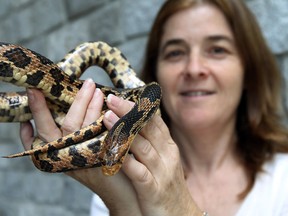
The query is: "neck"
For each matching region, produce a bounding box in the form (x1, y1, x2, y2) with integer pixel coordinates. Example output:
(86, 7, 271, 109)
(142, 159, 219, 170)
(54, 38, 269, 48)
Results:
(171, 120, 240, 176)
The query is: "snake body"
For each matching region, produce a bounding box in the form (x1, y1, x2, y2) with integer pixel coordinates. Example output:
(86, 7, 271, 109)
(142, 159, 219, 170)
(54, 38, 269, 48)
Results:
(0, 41, 161, 175)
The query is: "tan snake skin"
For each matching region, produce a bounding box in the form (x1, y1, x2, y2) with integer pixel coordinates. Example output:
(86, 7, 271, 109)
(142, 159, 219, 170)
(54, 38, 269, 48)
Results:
(0, 41, 161, 175)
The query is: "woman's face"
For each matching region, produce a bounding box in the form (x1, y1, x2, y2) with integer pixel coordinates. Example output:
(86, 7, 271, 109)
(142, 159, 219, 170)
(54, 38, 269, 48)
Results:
(156, 4, 244, 132)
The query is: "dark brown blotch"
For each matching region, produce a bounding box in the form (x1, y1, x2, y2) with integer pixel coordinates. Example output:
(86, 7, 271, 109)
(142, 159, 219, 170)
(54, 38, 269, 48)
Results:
(3, 47, 31, 69)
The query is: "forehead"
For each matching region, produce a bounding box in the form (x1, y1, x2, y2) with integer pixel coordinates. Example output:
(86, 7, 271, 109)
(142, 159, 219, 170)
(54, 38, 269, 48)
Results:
(160, 3, 234, 44)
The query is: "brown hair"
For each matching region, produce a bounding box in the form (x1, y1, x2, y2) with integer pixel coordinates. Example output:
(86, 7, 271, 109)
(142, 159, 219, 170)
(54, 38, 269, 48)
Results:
(141, 0, 288, 198)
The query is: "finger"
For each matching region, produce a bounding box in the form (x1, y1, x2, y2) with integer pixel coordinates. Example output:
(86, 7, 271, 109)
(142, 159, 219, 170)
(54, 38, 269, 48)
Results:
(104, 95, 164, 169)
(61, 78, 95, 135)
(106, 94, 169, 151)
(19, 121, 34, 150)
(122, 154, 155, 190)
(136, 114, 180, 179)
(128, 137, 163, 187)
(106, 94, 134, 118)
(139, 114, 175, 155)
(82, 88, 104, 127)
(127, 116, 171, 180)
(106, 94, 173, 157)
(104, 109, 161, 181)
(103, 110, 119, 130)
(27, 88, 60, 142)
(130, 132, 160, 165)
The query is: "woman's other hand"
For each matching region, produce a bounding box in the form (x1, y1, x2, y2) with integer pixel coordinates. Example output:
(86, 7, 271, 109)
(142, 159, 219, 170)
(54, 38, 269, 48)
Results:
(20, 79, 141, 216)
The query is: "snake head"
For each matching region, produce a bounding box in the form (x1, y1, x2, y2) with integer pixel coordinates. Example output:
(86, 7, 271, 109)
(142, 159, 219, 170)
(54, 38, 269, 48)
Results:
(101, 121, 132, 175)
(101, 82, 162, 176)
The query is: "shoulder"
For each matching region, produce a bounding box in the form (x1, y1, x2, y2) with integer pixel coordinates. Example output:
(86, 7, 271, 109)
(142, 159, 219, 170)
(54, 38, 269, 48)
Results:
(90, 194, 109, 216)
(237, 153, 288, 215)
(258, 153, 288, 209)
(263, 153, 288, 178)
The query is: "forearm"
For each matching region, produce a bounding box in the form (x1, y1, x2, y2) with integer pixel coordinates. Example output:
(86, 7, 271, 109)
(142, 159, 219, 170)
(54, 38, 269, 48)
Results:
(109, 207, 142, 216)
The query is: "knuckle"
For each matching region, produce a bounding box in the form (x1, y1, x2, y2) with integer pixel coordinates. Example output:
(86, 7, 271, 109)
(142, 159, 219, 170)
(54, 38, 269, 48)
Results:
(141, 140, 153, 155)
(119, 98, 134, 113)
(61, 120, 79, 133)
(37, 126, 61, 142)
(136, 166, 151, 183)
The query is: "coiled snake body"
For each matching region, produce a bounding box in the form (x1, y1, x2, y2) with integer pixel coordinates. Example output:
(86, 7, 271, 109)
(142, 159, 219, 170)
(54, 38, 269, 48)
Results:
(0, 41, 161, 176)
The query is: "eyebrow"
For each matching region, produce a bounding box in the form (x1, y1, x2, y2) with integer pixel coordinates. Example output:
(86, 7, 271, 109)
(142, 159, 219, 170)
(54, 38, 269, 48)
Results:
(206, 35, 235, 45)
(159, 35, 235, 53)
(159, 39, 186, 53)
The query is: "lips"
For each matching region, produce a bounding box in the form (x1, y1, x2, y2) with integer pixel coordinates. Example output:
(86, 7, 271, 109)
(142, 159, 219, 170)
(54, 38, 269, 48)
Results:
(180, 90, 214, 97)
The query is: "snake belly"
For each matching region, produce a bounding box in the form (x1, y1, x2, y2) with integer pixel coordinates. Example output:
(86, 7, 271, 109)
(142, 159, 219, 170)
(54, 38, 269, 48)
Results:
(0, 41, 161, 175)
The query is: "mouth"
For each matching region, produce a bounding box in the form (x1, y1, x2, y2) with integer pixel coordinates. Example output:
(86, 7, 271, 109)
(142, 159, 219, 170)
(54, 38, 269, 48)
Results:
(180, 90, 214, 97)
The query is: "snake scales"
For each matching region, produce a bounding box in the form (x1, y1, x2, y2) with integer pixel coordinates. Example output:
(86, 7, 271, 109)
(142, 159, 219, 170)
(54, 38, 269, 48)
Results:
(0, 41, 161, 176)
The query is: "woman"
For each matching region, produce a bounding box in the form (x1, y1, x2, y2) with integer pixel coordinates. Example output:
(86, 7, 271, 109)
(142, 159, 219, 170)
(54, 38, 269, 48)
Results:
(21, 0, 288, 215)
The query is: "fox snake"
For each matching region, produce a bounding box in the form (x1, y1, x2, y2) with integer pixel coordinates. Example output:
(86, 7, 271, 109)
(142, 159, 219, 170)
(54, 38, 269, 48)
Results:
(0, 41, 161, 176)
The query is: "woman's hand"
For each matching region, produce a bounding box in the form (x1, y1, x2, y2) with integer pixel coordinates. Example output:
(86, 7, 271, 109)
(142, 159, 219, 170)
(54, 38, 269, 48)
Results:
(20, 79, 141, 216)
(104, 94, 202, 216)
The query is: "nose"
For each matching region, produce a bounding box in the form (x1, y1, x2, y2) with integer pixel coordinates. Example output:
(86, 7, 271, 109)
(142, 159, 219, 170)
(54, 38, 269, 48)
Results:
(183, 51, 209, 79)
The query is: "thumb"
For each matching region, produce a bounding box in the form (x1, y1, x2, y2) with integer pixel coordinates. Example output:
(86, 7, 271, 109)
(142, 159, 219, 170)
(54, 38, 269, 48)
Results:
(19, 121, 34, 150)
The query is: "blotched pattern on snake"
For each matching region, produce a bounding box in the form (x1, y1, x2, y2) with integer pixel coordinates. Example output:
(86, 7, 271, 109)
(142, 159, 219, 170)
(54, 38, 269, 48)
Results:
(0, 41, 161, 176)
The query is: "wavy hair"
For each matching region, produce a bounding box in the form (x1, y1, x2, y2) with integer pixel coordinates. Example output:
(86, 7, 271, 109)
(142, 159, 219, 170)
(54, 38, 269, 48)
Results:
(141, 0, 288, 198)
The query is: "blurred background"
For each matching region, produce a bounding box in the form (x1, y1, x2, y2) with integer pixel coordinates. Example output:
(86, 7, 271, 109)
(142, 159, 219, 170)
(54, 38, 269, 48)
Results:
(0, 0, 287, 215)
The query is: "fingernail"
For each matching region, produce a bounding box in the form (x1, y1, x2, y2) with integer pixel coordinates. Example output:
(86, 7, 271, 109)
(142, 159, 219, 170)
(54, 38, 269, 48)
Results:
(104, 110, 118, 125)
(107, 94, 120, 107)
(83, 78, 94, 89)
(95, 88, 101, 97)
(27, 88, 35, 102)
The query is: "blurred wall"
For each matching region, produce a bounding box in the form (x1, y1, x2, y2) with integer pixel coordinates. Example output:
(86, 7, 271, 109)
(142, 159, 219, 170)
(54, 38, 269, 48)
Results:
(0, 0, 287, 215)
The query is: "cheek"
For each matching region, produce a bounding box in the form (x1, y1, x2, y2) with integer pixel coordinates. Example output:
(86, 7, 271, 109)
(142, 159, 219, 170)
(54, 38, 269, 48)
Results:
(218, 57, 244, 89)
(156, 64, 177, 111)
(156, 66, 177, 105)
(157, 73, 173, 107)
(222, 66, 245, 107)
(156, 63, 165, 84)
(231, 65, 244, 94)
(156, 62, 179, 88)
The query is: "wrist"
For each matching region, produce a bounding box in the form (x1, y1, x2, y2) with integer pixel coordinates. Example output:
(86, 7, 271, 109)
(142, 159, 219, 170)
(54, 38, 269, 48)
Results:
(107, 201, 142, 216)
(186, 203, 208, 216)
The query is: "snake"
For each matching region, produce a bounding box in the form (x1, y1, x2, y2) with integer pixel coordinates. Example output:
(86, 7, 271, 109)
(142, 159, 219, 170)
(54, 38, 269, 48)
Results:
(0, 41, 161, 176)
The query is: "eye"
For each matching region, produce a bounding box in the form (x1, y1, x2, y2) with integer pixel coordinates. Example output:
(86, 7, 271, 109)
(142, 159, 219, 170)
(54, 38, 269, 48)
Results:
(210, 46, 226, 54)
(207, 46, 229, 58)
(163, 49, 186, 61)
